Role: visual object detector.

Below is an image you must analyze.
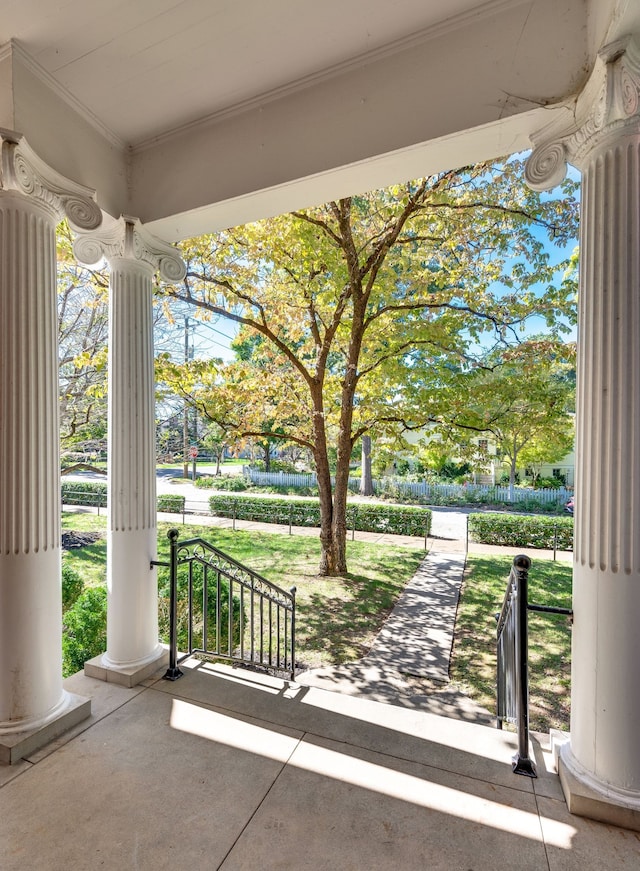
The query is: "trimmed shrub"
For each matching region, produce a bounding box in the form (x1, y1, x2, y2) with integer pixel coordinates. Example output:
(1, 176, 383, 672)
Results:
(468, 512, 573, 550)
(157, 564, 240, 654)
(208, 494, 431, 537)
(62, 565, 84, 612)
(194, 475, 249, 491)
(61, 480, 107, 507)
(157, 494, 186, 513)
(62, 585, 108, 677)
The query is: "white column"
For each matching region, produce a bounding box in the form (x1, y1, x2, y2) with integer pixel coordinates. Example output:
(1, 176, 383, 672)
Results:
(75, 218, 185, 683)
(526, 35, 640, 827)
(0, 131, 101, 736)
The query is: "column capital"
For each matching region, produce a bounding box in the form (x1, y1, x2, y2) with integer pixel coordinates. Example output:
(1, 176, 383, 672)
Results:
(0, 128, 102, 230)
(74, 215, 186, 284)
(525, 34, 640, 190)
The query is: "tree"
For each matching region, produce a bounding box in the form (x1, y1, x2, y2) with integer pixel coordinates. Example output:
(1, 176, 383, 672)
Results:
(162, 159, 578, 575)
(202, 422, 229, 475)
(437, 339, 575, 492)
(360, 435, 374, 496)
(57, 223, 109, 454)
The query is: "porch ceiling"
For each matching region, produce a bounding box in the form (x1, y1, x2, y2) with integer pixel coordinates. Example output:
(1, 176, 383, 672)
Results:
(2, 0, 515, 147)
(0, 0, 636, 237)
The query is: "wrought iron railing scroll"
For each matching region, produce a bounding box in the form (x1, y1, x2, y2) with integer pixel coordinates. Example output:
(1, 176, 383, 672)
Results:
(154, 529, 296, 682)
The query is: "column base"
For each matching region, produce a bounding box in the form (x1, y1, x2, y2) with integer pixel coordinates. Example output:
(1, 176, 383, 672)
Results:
(84, 646, 169, 688)
(558, 742, 640, 832)
(0, 692, 91, 765)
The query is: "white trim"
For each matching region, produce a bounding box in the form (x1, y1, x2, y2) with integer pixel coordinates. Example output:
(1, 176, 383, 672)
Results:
(560, 744, 640, 811)
(8, 39, 126, 151)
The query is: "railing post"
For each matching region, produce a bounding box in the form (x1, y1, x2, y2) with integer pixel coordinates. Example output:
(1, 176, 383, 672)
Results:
(290, 585, 297, 681)
(163, 528, 184, 681)
(512, 554, 536, 777)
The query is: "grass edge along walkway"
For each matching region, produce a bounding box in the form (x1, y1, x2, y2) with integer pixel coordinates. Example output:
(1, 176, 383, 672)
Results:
(451, 553, 572, 733)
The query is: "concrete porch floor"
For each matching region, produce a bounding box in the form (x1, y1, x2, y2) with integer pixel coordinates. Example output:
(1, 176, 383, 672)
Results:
(1, 660, 639, 870)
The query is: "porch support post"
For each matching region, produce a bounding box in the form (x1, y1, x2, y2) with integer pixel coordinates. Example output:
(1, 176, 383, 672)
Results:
(526, 34, 640, 829)
(75, 217, 185, 686)
(0, 130, 101, 757)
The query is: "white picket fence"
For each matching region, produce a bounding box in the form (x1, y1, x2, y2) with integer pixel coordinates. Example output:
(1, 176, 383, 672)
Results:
(242, 467, 571, 505)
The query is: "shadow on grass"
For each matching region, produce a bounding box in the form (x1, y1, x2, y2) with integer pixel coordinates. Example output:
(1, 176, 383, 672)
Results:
(298, 549, 425, 666)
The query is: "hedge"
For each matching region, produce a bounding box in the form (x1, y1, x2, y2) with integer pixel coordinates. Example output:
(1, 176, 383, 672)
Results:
(157, 494, 186, 513)
(61, 480, 107, 507)
(62, 484, 186, 515)
(208, 494, 431, 537)
(468, 512, 573, 550)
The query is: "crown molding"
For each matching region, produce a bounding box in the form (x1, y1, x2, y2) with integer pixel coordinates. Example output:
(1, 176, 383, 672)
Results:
(7, 39, 127, 152)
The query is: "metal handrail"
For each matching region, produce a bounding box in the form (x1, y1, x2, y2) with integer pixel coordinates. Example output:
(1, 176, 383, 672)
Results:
(154, 528, 296, 682)
(495, 555, 574, 778)
(495, 554, 537, 777)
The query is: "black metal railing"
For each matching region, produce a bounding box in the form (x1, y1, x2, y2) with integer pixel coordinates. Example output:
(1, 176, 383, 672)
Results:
(496, 555, 537, 777)
(496, 554, 573, 778)
(153, 528, 296, 682)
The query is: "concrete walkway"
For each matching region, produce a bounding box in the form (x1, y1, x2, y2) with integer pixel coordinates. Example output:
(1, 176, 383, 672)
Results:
(296, 550, 496, 724)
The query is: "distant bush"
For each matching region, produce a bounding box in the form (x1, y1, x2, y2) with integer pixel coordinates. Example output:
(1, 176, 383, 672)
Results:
(194, 475, 249, 491)
(157, 494, 186, 513)
(468, 512, 573, 550)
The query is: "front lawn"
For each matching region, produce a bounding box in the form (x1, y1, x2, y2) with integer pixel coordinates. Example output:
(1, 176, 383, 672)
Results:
(451, 555, 572, 732)
(61, 513, 425, 669)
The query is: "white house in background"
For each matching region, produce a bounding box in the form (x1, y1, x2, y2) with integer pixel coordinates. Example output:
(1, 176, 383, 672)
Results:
(1, 0, 640, 833)
(401, 428, 576, 487)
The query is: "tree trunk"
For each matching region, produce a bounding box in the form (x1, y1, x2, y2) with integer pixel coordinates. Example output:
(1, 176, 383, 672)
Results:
(315, 443, 339, 575)
(310, 382, 348, 576)
(509, 455, 517, 502)
(360, 435, 373, 496)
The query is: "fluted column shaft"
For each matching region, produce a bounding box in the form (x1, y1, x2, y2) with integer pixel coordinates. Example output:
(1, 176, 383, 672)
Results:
(0, 132, 101, 731)
(0, 192, 63, 728)
(571, 132, 640, 792)
(74, 217, 185, 672)
(526, 36, 640, 817)
(106, 258, 160, 666)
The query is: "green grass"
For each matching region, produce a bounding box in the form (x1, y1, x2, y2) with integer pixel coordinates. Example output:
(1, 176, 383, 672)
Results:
(61, 512, 424, 669)
(61, 514, 573, 729)
(156, 523, 425, 668)
(61, 512, 107, 587)
(451, 555, 572, 732)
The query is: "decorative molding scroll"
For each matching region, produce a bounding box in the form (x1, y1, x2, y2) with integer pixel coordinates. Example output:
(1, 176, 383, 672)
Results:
(74, 215, 186, 284)
(0, 128, 102, 230)
(525, 35, 640, 191)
